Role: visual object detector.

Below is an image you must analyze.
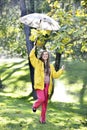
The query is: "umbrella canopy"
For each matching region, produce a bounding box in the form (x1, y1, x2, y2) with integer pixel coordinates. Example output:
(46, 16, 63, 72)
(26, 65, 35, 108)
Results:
(20, 13, 60, 31)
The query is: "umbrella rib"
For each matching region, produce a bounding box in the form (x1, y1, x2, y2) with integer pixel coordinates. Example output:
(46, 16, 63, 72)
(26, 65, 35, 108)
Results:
(28, 18, 35, 27)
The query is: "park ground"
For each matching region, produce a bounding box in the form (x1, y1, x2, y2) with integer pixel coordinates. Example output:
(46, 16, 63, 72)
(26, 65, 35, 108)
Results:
(0, 58, 87, 130)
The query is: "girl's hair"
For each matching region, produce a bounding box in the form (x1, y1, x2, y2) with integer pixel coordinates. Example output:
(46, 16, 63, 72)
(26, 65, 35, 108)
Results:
(39, 50, 50, 74)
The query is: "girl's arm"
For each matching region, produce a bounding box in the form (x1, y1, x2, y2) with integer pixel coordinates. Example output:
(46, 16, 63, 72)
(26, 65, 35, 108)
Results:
(29, 46, 38, 68)
(51, 65, 65, 78)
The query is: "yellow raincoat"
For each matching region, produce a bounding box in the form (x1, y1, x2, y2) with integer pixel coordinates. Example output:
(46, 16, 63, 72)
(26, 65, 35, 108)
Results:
(29, 48, 64, 95)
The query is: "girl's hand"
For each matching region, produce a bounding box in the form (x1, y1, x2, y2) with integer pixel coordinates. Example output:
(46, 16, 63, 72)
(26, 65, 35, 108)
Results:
(34, 41, 36, 46)
(34, 37, 38, 46)
(33, 39, 37, 49)
(61, 65, 65, 70)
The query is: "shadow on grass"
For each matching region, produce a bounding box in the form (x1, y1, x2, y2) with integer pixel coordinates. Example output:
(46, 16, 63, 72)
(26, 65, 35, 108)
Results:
(62, 60, 87, 105)
(0, 93, 87, 130)
(0, 60, 31, 93)
(1, 60, 30, 82)
(48, 101, 87, 129)
(0, 59, 87, 129)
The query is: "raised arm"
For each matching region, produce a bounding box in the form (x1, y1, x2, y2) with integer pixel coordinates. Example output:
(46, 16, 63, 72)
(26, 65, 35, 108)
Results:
(29, 46, 38, 68)
(51, 64, 65, 78)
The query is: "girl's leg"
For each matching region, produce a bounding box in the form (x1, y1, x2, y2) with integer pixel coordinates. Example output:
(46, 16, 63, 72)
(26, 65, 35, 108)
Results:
(33, 89, 45, 109)
(40, 84, 49, 123)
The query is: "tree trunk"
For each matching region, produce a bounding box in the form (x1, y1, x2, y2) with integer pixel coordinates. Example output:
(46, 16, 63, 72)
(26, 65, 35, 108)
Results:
(50, 50, 62, 99)
(55, 51, 62, 71)
(20, 0, 37, 99)
(0, 78, 3, 88)
(74, 0, 81, 9)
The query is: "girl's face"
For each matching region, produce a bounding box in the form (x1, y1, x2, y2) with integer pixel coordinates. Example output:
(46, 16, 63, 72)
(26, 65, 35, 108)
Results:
(42, 51, 49, 61)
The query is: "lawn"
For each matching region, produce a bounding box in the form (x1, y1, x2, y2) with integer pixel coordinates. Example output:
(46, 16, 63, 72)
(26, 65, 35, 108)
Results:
(0, 58, 87, 130)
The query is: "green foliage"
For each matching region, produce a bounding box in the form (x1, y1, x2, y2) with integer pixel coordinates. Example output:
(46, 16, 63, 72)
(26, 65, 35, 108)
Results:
(0, 0, 87, 60)
(0, 4, 26, 57)
(50, 1, 87, 60)
(28, 0, 87, 61)
(39, 0, 51, 13)
(30, 29, 51, 47)
(43, 0, 87, 61)
(82, 0, 87, 8)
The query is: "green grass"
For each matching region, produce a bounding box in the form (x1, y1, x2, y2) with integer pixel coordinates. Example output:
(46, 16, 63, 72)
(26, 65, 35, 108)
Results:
(61, 59, 87, 104)
(0, 59, 87, 130)
(0, 97, 87, 130)
(0, 60, 31, 96)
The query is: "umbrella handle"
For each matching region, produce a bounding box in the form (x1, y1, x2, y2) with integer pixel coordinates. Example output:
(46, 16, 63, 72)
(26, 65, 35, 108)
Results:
(34, 37, 38, 45)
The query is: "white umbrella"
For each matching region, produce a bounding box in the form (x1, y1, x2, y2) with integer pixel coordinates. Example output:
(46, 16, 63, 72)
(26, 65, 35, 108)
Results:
(20, 13, 60, 31)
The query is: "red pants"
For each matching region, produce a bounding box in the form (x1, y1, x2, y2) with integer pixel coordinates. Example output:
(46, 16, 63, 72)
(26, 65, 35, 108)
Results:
(33, 84, 49, 122)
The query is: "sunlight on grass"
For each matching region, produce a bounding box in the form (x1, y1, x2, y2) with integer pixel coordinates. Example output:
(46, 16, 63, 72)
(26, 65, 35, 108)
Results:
(0, 103, 6, 107)
(1, 58, 87, 103)
(0, 58, 25, 63)
(0, 82, 32, 98)
(0, 117, 17, 125)
(0, 60, 32, 97)
(12, 71, 26, 76)
(0, 96, 87, 130)
(51, 79, 75, 103)
(0, 59, 87, 130)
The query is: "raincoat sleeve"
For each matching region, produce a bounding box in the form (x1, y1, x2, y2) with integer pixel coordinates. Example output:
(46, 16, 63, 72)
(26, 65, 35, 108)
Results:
(29, 47, 38, 68)
(51, 64, 64, 78)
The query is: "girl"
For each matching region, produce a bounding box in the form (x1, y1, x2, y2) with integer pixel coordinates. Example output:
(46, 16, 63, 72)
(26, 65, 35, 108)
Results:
(29, 45, 65, 124)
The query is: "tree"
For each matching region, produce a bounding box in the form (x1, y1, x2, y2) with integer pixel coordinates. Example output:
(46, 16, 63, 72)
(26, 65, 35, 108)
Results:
(0, 0, 27, 57)
(73, 0, 81, 9)
(20, 0, 38, 99)
(0, 0, 87, 100)
(0, 78, 3, 89)
(45, 0, 87, 61)
(19, 0, 52, 99)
